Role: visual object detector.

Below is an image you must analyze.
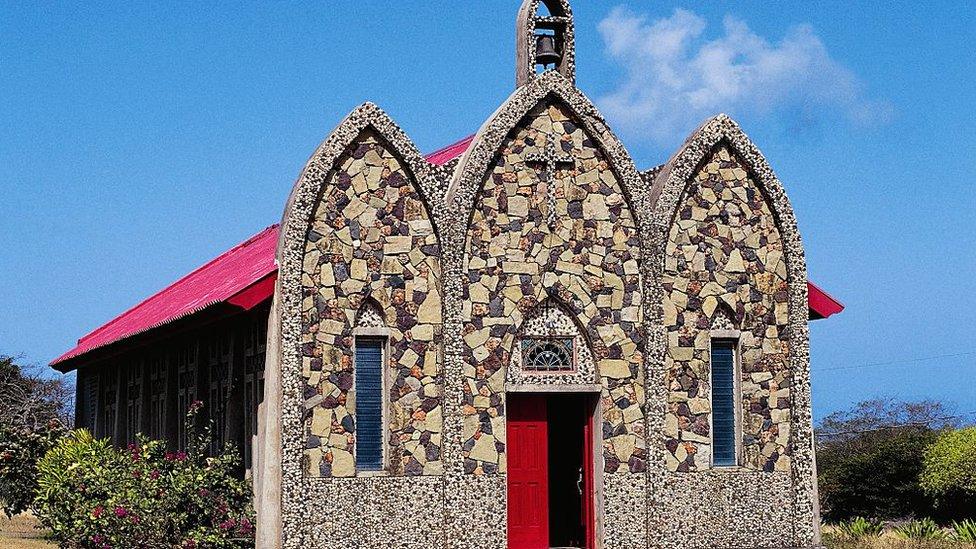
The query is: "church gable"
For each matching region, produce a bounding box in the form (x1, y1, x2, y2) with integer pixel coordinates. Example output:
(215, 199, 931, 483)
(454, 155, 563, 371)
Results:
(299, 127, 444, 478)
(461, 98, 646, 475)
(662, 144, 791, 473)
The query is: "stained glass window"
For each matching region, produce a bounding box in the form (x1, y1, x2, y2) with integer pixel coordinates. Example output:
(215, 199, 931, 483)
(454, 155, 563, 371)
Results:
(521, 337, 575, 372)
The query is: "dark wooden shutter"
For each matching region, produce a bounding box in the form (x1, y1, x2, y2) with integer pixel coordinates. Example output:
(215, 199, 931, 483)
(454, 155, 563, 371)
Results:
(355, 338, 384, 471)
(711, 340, 737, 466)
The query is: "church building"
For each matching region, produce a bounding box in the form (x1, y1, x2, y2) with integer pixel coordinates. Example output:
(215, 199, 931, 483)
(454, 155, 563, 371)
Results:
(53, 1, 845, 548)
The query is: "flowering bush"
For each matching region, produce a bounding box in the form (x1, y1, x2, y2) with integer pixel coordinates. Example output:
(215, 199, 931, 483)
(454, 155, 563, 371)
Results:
(0, 419, 66, 517)
(34, 402, 253, 548)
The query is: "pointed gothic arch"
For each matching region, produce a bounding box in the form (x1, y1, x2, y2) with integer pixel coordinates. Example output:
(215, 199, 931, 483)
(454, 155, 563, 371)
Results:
(507, 297, 599, 385)
(446, 71, 647, 244)
(274, 101, 446, 499)
(277, 102, 442, 261)
(648, 113, 817, 547)
(353, 296, 386, 330)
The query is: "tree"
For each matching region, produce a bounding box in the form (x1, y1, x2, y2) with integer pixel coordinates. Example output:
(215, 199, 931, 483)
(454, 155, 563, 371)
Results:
(816, 398, 959, 521)
(0, 355, 73, 431)
(0, 355, 73, 517)
(920, 426, 976, 520)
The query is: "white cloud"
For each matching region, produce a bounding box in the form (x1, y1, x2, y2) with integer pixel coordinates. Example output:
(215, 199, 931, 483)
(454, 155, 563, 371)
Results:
(596, 7, 892, 144)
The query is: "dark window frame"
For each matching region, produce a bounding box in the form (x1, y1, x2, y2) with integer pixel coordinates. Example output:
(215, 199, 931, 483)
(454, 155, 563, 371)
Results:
(354, 336, 386, 473)
(710, 338, 739, 468)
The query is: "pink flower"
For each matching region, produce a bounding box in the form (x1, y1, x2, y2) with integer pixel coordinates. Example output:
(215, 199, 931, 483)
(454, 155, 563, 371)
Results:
(132, 469, 141, 478)
(219, 518, 236, 530)
(92, 505, 103, 518)
(164, 452, 175, 461)
(238, 518, 254, 534)
(92, 534, 105, 543)
(175, 451, 187, 462)
(189, 400, 204, 413)
(150, 469, 160, 480)
(114, 506, 127, 518)
(129, 514, 140, 524)
(198, 488, 210, 498)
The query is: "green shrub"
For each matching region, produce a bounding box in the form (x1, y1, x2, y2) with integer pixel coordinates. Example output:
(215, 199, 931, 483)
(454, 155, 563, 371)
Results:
(34, 402, 253, 548)
(0, 419, 65, 517)
(818, 425, 939, 521)
(951, 519, 976, 543)
(921, 427, 976, 504)
(894, 518, 947, 540)
(838, 516, 885, 539)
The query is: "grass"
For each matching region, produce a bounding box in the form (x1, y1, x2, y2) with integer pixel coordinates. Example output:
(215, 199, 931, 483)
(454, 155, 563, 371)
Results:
(823, 524, 976, 549)
(0, 513, 55, 548)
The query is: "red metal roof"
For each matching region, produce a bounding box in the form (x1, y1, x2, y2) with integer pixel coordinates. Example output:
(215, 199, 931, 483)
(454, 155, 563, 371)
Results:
(52, 225, 279, 367)
(425, 135, 476, 166)
(52, 136, 843, 369)
(807, 281, 845, 320)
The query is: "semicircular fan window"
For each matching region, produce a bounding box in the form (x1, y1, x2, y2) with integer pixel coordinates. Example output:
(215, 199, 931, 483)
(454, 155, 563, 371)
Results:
(522, 337, 575, 372)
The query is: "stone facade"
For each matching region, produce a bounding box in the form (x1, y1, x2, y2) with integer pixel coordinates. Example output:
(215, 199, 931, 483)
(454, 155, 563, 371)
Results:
(662, 145, 792, 473)
(255, 1, 822, 547)
(299, 130, 444, 478)
(461, 101, 645, 476)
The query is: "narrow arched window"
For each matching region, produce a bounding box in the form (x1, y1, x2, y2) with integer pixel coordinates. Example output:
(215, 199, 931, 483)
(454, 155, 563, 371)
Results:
(711, 339, 738, 467)
(353, 301, 386, 473)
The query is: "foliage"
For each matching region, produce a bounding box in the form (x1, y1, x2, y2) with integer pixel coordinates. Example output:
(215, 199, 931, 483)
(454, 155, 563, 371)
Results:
(0, 420, 66, 518)
(894, 519, 947, 540)
(950, 519, 976, 543)
(817, 399, 960, 439)
(33, 402, 253, 548)
(0, 355, 71, 518)
(920, 427, 976, 509)
(838, 517, 885, 539)
(0, 355, 73, 431)
(816, 399, 954, 521)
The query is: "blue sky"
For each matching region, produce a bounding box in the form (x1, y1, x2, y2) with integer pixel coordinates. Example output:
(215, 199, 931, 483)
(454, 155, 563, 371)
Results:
(1, 1, 973, 422)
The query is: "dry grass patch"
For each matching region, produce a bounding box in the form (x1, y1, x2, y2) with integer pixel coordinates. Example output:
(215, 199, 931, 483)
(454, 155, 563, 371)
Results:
(823, 526, 975, 549)
(0, 513, 55, 548)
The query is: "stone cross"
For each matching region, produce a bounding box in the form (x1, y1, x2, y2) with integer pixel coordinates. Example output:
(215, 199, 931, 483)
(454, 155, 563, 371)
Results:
(526, 138, 574, 229)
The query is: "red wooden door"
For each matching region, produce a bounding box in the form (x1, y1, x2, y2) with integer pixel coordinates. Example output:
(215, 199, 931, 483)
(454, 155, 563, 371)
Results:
(581, 399, 595, 549)
(507, 395, 549, 549)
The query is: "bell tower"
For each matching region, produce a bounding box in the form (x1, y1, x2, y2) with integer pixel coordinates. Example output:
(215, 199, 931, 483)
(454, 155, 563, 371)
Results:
(516, 0, 576, 88)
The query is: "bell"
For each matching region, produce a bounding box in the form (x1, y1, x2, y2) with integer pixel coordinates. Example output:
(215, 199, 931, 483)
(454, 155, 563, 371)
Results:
(535, 34, 561, 67)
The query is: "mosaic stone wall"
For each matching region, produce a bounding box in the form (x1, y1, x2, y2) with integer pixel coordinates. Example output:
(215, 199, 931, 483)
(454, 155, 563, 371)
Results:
(268, 70, 820, 548)
(662, 145, 791, 472)
(462, 102, 646, 475)
(300, 129, 443, 477)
